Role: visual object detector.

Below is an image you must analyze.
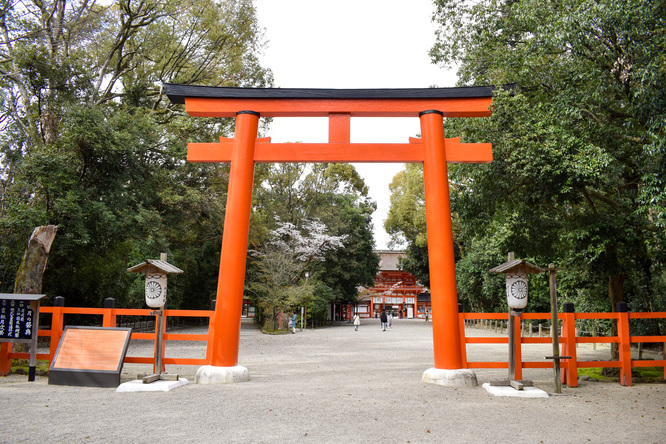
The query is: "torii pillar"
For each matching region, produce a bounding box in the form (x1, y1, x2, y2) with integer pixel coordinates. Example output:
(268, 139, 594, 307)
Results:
(164, 84, 496, 386)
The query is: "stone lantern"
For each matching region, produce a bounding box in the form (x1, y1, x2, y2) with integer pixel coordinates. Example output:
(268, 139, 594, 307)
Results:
(127, 253, 183, 308)
(127, 253, 183, 383)
(490, 252, 543, 311)
(489, 252, 544, 388)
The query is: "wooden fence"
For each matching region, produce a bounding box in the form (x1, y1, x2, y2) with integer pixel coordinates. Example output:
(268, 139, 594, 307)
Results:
(460, 307, 666, 387)
(0, 302, 213, 375)
(1, 302, 664, 387)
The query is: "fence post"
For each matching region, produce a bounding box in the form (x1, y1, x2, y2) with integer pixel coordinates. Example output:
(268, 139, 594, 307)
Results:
(49, 296, 65, 362)
(153, 307, 166, 374)
(204, 300, 216, 361)
(561, 302, 578, 387)
(458, 303, 468, 368)
(0, 342, 11, 376)
(103, 298, 116, 328)
(616, 301, 632, 386)
(512, 312, 523, 381)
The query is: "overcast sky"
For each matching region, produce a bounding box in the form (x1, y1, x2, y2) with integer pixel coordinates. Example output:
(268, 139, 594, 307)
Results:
(253, 0, 457, 249)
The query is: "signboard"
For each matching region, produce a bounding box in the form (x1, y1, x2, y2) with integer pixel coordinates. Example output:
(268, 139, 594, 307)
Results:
(0, 298, 35, 340)
(0, 293, 45, 382)
(49, 326, 132, 387)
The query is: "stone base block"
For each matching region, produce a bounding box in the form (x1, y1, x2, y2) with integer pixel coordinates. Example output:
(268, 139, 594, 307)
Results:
(195, 365, 250, 384)
(422, 368, 478, 388)
(116, 378, 189, 392)
(482, 383, 549, 398)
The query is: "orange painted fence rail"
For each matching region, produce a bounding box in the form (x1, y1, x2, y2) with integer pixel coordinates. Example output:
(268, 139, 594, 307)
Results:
(459, 308, 666, 387)
(2, 300, 665, 387)
(0, 300, 213, 376)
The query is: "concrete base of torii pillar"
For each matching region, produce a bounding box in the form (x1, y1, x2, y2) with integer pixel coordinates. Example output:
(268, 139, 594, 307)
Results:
(422, 368, 478, 388)
(195, 365, 250, 384)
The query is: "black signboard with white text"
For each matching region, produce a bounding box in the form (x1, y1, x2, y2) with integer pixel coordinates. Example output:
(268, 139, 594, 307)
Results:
(0, 293, 46, 381)
(0, 298, 35, 340)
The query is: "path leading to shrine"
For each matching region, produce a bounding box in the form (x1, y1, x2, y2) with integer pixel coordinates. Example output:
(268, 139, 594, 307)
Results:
(1, 318, 664, 443)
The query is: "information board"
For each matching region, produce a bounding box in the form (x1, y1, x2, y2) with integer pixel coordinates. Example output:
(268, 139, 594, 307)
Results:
(0, 294, 45, 382)
(49, 326, 132, 387)
(0, 298, 36, 341)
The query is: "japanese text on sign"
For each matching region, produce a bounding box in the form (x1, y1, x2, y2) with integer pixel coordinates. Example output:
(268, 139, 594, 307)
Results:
(0, 299, 34, 340)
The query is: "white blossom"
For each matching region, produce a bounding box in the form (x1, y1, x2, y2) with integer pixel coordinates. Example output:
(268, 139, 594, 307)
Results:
(267, 219, 347, 262)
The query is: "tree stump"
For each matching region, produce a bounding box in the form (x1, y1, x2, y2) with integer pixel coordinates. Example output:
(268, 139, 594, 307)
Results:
(14, 226, 58, 294)
(11, 226, 57, 356)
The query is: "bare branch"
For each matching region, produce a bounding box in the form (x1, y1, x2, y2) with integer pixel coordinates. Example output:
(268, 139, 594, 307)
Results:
(585, 187, 621, 209)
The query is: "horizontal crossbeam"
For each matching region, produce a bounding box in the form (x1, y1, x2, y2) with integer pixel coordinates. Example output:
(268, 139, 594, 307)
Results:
(183, 97, 493, 118)
(187, 137, 492, 164)
(165, 83, 503, 102)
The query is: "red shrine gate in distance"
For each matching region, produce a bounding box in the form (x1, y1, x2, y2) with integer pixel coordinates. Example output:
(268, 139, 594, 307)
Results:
(164, 84, 496, 387)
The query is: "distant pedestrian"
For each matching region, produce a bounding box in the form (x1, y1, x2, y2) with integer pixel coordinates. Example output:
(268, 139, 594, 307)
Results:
(353, 313, 360, 331)
(425, 310, 429, 322)
(380, 310, 387, 331)
(387, 312, 392, 328)
(291, 312, 297, 333)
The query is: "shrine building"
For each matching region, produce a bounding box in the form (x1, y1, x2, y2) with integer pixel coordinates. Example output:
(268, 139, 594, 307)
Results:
(357, 250, 427, 319)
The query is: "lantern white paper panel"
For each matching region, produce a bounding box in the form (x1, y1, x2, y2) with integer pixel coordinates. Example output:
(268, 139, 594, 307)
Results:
(506, 273, 528, 309)
(145, 273, 167, 308)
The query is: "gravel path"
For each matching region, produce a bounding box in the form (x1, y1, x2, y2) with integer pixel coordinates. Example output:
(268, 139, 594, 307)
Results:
(1, 318, 664, 443)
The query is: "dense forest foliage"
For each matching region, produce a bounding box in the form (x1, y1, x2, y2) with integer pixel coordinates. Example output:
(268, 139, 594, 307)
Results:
(4, 0, 663, 338)
(0, 0, 378, 322)
(387, 0, 666, 338)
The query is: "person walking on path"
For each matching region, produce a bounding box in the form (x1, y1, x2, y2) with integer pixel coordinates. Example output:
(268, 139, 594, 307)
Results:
(387, 312, 392, 328)
(353, 313, 360, 331)
(380, 310, 388, 331)
(291, 312, 297, 334)
(425, 310, 429, 322)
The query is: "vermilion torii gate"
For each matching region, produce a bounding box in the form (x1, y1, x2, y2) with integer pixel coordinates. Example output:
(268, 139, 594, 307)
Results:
(164, 84, 495, 386)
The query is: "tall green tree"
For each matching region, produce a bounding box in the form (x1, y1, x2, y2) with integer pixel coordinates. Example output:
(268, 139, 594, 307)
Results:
(384, 163, 429, 287)
(426, 0, 666, 325)
(251, 162, 380, 320)
(0, 0, 272, 307)
(247, 219, 347, 329)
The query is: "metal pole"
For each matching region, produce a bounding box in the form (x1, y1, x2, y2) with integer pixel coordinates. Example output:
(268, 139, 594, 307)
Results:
(549, 263, 562, 394)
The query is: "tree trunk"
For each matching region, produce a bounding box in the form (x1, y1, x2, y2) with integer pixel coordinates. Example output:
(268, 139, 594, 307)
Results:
(12, 226, 57, 355)
(601, 272, 625, 376)
(14, 226, 58, 294)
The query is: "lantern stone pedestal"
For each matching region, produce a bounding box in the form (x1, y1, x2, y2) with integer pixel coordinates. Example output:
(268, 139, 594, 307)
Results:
(195, 365, 250, 384)
(117, 378, 189, 392)
(482, 383, 549, 398)
(127, 253, 183, 384)
(422, 368, 478, 388)
(489, 252, 544, 390)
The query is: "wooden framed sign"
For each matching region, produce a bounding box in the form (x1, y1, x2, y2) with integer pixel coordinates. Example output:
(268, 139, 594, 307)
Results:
(48, 326, 132, 387)
(0, 293, 46, 381)
(0, 296, 39, 341)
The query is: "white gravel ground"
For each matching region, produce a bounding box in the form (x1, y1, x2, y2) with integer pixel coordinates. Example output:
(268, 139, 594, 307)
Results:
(1, 318, 665, 443)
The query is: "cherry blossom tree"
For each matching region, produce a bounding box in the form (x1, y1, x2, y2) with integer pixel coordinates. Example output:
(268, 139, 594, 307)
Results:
(248, 219, 347, 330)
